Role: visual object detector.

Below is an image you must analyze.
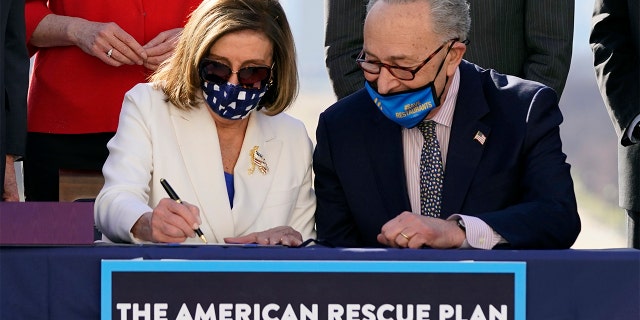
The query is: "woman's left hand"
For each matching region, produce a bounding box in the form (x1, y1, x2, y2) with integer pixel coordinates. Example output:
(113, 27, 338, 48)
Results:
(224, 226, 303, 247)
(142, 28, 182, 70)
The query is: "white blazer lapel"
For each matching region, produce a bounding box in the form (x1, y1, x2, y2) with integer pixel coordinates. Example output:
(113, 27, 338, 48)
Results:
(170, 106, 236, 242)
(232, 112, 282, 235)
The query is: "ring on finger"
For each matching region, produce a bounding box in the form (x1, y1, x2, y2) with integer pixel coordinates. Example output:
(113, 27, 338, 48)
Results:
(106, 48, 113, 58)
(400, 232, 410, 240)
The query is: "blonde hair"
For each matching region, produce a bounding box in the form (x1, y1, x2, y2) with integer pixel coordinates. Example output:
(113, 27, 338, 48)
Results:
(150, 0, 298, 115)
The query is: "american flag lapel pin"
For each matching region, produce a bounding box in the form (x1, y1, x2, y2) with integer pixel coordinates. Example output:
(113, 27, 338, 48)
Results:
(473, 131, 487, 145)
(248, 146, 269, 175)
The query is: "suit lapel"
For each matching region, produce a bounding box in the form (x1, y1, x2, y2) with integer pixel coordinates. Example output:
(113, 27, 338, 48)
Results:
(441, 63, 490, 216)
(232, 112, 280, 234)
(170, 106, 235, 242)
(364, 102, 411, 218)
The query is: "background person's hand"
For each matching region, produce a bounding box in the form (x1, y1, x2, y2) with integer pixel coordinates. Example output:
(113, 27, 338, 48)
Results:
(131, 198, 202, 243)
(142, 28, 183, 70)
(377, 211, 465, 249)
(224, 225, 304, 247)
(71, 20, 147, 67)
(2, 156, 19, 202)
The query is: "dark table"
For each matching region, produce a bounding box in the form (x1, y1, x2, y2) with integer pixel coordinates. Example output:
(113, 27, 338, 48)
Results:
(0, 245, 638, 320)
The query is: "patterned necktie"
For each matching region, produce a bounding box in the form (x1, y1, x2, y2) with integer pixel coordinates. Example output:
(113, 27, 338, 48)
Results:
(417, 120, 444, 217)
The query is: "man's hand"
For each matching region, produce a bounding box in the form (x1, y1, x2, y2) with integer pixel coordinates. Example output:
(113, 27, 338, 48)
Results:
(377, 211, 465, 249)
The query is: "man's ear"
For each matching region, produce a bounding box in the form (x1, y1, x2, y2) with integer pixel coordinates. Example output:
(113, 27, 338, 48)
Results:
(445, 41, 467, 75)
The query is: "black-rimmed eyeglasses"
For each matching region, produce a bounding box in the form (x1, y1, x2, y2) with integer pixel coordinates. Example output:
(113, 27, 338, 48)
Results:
(356, 39, 459, 81)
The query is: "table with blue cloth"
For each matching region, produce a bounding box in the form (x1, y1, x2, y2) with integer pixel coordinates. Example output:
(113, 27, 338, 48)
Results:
(0, 245, 638, 320)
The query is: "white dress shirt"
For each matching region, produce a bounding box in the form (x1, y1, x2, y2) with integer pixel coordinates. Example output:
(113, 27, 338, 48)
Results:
(402, 69, 505, 249)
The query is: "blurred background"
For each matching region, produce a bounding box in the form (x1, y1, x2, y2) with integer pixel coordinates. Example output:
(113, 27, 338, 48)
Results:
(16, 1, 627, 248)
(279, 0, 627, 249)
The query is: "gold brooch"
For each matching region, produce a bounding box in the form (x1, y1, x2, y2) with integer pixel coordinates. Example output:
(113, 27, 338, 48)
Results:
(248, 146, 268, 175)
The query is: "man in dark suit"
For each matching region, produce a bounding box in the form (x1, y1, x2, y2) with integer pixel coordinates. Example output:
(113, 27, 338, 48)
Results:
(325, 0, 574, 100)
(314, 0, 581, 249)
(590, 0, 640, 249)
(0, 0, 29, 201)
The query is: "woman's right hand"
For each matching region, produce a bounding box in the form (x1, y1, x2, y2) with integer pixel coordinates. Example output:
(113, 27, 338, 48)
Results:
(30, 14, 147, 66)
(131, 198, 202, 243)
(71, 20, 147, 67)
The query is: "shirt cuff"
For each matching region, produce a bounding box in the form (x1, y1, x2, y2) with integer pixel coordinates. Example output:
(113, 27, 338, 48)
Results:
(448, 214, 505, 250)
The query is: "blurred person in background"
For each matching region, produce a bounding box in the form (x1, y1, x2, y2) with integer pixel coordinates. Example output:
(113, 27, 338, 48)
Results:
(1, 0, 28, 201)
(325, 0, 573, 100)
(23, 0, 201, 201)
(590, 0, 640, 249)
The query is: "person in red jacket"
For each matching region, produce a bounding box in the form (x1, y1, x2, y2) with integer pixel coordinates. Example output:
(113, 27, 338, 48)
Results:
(24, 0, 201, 201)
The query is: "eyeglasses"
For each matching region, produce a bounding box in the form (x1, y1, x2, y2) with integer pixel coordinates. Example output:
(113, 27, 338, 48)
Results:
(356, 39, 458, 81)
(199, 59, 272, 88)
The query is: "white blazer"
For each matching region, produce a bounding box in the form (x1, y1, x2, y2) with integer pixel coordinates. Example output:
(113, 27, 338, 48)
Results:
(94, 83, 316, 244)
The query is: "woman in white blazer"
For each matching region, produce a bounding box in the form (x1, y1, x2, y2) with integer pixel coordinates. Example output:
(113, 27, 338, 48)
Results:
(94, 0, 316, 246)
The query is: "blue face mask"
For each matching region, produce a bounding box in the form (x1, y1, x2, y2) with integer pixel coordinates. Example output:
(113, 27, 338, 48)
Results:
(364, 47, 451, 128)
(202, 81, 269, 120)
(365, 81, 440, 128)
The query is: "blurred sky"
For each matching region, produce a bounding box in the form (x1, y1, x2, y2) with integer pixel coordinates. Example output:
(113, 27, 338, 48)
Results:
(573, 1, 597, 60)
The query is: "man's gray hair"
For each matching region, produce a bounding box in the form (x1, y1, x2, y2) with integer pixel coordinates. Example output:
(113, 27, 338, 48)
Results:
(366, 0, 470, 42)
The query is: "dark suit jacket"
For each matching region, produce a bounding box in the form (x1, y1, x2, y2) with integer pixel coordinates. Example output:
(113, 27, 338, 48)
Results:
(591, 0, 639, 213)
(313, 60, 581, 249)
(324, 0, 366, 100)
(0, 0, 29, 196)
(324, 0, 574, 99)
(464, 0, 573, 98)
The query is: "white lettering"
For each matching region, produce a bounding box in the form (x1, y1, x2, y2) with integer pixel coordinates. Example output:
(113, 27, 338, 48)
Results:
(469, 305, 485, 320)
(455, 305, 467, 320)
(194, 303, 216, 320)
(346, 304, 360, 320)
(133, 303, 151, 320)
(282, 304, 299, 320)
(219, 304, 232, 320)
(489, 305, 507, 320)
(300, 304, 318, 320)
(416, 304, 431, 320)
(176, 303, 193, 320)
(439, 304, 455, 320)
(328, 304, 344, 320)
(396, 304, 413, 320)
(262, 303, 279, 320)
(376, 304, 394, 320)
(154, 303, 168, 320)
(235, 304, 251, 320)
(254, 304, 260, 320)
(361, 304, 376, 320)
(117, 303, 132, 320)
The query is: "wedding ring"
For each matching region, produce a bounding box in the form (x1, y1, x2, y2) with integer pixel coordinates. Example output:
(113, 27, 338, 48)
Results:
(400, 232, 410, 240)
(106, 48, 113, 58)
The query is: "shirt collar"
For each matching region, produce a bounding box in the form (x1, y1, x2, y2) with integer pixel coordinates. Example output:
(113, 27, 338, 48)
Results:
(430, 67, 460, 128)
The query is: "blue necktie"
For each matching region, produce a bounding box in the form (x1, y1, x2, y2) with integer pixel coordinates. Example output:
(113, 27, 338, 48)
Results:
(417, 120, 443, 217)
